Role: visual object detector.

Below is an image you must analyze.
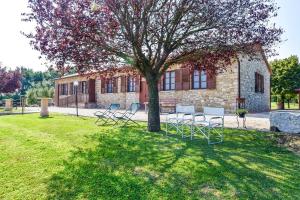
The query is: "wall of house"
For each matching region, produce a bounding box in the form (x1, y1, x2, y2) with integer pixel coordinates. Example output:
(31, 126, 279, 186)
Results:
(54, 75, 94, 107)
(95, 78, 140, 109)
(159, 63, 239, 112)
(239, 54, 271, 112)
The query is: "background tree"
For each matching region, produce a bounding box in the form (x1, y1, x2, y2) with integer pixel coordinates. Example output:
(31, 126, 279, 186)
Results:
(271, 55, 300, 109)
(25, 0, 281, 131)
(26, 81, 54, 105)
(0, 65, 22, 94)
(20, 67, 58, 96)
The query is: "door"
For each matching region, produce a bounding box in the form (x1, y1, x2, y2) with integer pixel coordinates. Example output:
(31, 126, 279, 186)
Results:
(139, 81, 149, 109)
(88, 79, 96, 103)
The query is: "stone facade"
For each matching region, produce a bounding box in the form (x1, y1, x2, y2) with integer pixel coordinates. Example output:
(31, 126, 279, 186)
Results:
(54, 52, 271, 113)
(239, 54, 271, 112)
(158, 64, 238, 112)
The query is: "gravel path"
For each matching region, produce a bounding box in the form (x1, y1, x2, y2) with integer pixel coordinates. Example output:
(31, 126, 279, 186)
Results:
(24, 106, 270, 132)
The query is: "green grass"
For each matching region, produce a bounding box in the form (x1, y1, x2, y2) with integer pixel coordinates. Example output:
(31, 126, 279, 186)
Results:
(0, 114, 300, 200)
(271, 102, 299, 110)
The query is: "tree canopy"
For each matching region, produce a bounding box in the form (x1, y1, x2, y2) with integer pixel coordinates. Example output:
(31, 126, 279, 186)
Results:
(25, 0, 282, 131)
(271, 55, 300, 106)
(0, 65, 22, 94)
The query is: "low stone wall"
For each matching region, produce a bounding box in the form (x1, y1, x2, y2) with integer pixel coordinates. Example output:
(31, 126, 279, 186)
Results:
(270, 111, 300, 134)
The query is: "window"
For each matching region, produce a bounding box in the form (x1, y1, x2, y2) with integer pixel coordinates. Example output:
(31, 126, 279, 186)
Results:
(61, 84, 68, 95)
(255, 72, 264, 93)
(164, 71, 175, 90)
(193, 69, 207, 89)
(127, 76, 136, 92)
(81, 81, 88, 94)
(106, 79, 113, 93)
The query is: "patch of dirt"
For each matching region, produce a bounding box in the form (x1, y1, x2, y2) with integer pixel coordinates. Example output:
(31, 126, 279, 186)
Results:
(276, 134, 300, 155)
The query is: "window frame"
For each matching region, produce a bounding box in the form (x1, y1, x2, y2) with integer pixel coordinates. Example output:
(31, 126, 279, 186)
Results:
(106, 79, 113, 93)
(192, 69, 207, 89)
(164, 71, 176, 91)
(61, 83, 68, 95)
(127, 76, 136, 92)
(81, 81, 88, 94)
(255, 72, 264, 94)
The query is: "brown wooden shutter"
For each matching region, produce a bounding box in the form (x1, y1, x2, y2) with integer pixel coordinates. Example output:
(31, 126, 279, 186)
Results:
(262, 75, 264, 93)
(182, 68, 190, 90)
(255, 72, 258, 93)
(158, 74, 165, 91)
(113, 77, 118, 93)
(207, 69, 216, 89)
(135, 75, 140, 93)
(88, 79, 96, 102)
(175, 69, 182, 90)
(121, 76, 126, 93)
(101, 77, 106, 94)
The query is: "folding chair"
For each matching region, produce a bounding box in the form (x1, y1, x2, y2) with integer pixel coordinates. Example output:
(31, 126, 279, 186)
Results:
(113, 103, 141, 127)
(94, 104, 120, 126)
(166, 104, 195, 138)
(191, 107, 224, 145)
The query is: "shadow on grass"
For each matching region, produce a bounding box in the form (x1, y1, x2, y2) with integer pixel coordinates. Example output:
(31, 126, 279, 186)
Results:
(47, 127, 300, 199)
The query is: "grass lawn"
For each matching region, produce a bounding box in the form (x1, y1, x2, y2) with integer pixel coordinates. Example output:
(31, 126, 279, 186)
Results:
(271, 102, 299, 110)
(0, 114, 300, 199)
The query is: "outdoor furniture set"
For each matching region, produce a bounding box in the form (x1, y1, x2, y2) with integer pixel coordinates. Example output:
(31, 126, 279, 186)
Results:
(94, 102, 225, 145)
(94, 102, 141, 127)
(166, 105, 224, 145)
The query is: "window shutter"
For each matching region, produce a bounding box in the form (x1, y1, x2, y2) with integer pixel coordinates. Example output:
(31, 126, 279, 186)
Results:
(101, 77, 106, 94)
(255, 72, 258, 93)
(158, 75, 164, 91)
(113, 77, 118, 93)
(207, 69, 216, 89)
(182, 68, 190, 90)
(135, 75, 140, 93)
(175, 69, 182, 90)
(262, 76, 264, 93)
(120, 76, 126, 93)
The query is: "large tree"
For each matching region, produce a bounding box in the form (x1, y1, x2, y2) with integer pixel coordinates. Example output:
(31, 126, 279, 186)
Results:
(271, 56, 300, 109)
(25, 0, 281, 131)
(0, 65, 22, 94)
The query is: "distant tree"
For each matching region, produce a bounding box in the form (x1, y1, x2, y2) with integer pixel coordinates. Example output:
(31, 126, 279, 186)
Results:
(26, 0, 282, 131)
(20, 67, 59, 95)
(271, 56, 300, 109)
(26, 81, 54, 105)
(0, 65, 22, 94)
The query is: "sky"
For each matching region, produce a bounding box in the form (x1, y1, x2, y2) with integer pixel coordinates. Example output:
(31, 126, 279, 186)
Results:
(0, 0, 299, 72)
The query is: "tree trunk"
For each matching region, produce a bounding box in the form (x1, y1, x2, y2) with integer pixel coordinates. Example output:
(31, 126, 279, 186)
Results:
(146, 75, 161, 132)
(279, 95, 285, 110)
(287, 99, 290, 109)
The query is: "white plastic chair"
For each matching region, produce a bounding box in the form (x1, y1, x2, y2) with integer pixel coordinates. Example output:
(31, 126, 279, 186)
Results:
(166, 104, 195, 138)
(191, 107, 224, 144)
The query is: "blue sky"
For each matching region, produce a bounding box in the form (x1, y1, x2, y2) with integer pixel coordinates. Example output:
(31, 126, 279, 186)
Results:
(273, 0, 300, 59)
(0, 0, 299, 71)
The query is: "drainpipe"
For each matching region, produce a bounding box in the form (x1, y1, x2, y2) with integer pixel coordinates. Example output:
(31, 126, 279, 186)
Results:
(237, 57, 241, 109)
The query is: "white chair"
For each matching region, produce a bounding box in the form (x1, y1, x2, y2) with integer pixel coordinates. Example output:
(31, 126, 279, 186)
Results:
(191, 107, 224, 144)
(166, 104, 195, 138)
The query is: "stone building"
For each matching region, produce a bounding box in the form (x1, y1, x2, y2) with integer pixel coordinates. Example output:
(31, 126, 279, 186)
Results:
(54, 51, 271, 113)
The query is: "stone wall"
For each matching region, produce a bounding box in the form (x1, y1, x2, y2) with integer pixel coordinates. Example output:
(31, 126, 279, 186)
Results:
(95, 78, 139, 109)
(159, 63, 239, 113)
(239, 54, 271, 112)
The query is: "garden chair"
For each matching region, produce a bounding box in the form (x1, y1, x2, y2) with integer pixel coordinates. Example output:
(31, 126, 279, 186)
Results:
(165, 104, 195, 138)
(94, 103, 120, 125)
(113, 103, 141, 127)
(191, 107, 224, 145)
